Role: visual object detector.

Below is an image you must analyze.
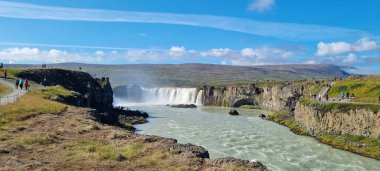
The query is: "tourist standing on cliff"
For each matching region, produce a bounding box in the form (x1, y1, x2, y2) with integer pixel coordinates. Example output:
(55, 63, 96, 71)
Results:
(346, 92, 350, 99)
(326, 94, 329, 101)
(43, 77, 47, 87)
(341, 91, 345, 99)
(19, 79, 24, 90)
(25, 79, 29, 91)
(3, 69, 7, 79)
(15, 79, 19, 89)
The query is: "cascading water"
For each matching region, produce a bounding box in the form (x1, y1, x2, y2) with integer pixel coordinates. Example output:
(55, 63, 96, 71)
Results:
(115, 86, 204, 105)
(195, 90, 204, 105)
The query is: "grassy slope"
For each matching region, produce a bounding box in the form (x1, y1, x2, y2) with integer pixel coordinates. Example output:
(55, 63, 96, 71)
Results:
(0, 91, 68, 130)
(0, 83, 12, 97)
(328, 76, 380, 103)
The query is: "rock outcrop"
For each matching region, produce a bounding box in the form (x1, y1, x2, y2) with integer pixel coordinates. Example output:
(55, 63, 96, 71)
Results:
(16, 69, 113, 111)
(201, 83, 303, 112)
(229, 109, 239, 115)
(201, 84, 262, 107)
(295, 103, 380, 139)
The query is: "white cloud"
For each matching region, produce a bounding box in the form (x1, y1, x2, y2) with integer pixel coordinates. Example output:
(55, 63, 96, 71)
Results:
(95, 50, 105, 56)
(316, 38, 379, 56)
(0, 1, 368, 40)
(342, 53, 357, 63)
(247, 0, 275, 13)
(200, 48, 232, 57)
(0, 47, 95, 63)
(0, 46, 301, 65)
(169, 46, 186, 57)
(232, 47, 297, 65)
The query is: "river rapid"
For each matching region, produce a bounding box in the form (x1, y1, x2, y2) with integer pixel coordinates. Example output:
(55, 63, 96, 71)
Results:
(119, 104, 380, 171)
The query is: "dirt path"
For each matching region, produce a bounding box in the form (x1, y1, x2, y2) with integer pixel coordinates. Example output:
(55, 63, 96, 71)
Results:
(0, 78, 27, 105)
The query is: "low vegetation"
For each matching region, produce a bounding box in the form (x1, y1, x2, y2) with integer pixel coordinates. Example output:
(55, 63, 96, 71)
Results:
(0, 92, 67, 130)
(0, 68, 26, 79)
(328, 76, 380, 103)
(39, 85, 81, 99)
(299, 96, 380, 114)
(318, 134, 380, 160)
(0, 83, 12, 97)
(268, 111, 308, 135)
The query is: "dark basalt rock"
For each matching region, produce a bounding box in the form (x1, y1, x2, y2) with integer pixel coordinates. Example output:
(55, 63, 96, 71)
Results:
(207, 157, 267, 170)
(229, 109, 239, 115)
(170, 143, 210, 158)
(259, 114, 266, 119)
(170, 104, 197, 108)
(16, 69, 113, 111)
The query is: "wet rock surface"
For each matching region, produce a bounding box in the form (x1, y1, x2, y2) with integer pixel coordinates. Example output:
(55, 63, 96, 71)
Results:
(229, 109, 239, 115)
(170, 104, 197, 108)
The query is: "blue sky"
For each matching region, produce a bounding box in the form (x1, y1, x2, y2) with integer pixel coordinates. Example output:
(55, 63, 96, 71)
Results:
(0, 0, 379, 73)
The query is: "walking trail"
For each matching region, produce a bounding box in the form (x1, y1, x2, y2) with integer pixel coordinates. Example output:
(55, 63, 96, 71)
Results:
(0, 78, 27, 105)
(316, 82, 352, 103)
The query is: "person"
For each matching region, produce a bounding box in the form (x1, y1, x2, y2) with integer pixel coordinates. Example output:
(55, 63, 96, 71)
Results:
(15, 79, 19, 89)
(25, 79, 29, 91)
(3, 69, 7, 79)
(341, 91, 345, 99)
(346, 92, 350, 99)
(318, 94, 322, 101)
(19, 79, 24, 90)
(326, 94, 329, 101)
(43, 77, 47, 87)
(0, 62, 3, 69)
(351, 93, 355, 99)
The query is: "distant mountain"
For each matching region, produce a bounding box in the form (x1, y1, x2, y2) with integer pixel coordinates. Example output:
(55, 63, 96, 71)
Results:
(7, 63, 351, 86)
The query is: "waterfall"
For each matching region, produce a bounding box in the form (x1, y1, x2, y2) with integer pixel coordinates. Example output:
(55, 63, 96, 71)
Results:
(116, 86, 204, 105)
(195, 90, 203, 105)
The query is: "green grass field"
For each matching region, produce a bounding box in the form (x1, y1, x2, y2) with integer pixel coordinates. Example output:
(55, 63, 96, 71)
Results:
(0, 83, 12, 97)
(328, 76, 380, 103)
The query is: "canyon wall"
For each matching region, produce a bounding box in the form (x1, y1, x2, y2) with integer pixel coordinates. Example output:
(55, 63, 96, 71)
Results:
(201, 83, 303, 112)
(295, 103, 380, 139)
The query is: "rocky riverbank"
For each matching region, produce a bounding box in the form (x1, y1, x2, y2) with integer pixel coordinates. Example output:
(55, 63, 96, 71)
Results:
(199, 82, 380, 160)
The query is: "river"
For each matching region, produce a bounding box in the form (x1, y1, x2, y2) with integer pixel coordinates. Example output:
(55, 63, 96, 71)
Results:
(121, 105, 380, 171)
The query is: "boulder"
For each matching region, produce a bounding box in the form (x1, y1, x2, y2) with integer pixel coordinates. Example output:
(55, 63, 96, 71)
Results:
(259, 114, 266, 119)
(229, 109, 239, 115)
(207, 157, 267, 170)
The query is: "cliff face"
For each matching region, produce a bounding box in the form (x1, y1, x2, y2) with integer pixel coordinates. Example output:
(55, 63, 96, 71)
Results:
(295, 104, 380, 139)
(201, 84, 261, 107)
(201, 84, 303, 112)
(16, 69, 113, 111)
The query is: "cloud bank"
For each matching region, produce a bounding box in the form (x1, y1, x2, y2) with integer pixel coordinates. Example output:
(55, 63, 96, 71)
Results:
(317, 38, 380, 56)
(0, 1, 369, 40)
(0, 46, 298, 65)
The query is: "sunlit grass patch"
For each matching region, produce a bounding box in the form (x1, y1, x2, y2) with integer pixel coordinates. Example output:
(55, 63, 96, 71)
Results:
(268, 111, 308, 135)
(328, 76, 380, 103)
(39, 85, 81, 99)
(0, 83, 12, 97)
(0, 93, 67, 129)
(62, 139, 149, 161)
(318, 134, 380, 160)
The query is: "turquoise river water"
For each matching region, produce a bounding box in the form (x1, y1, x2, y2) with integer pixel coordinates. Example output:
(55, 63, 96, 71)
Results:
(123, 105, 380, 171)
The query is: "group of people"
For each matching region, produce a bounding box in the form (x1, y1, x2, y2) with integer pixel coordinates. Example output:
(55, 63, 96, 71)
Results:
(15, 79, 30, 90)
(310, 93, 323, 101)
(341, 91, 355, 99)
